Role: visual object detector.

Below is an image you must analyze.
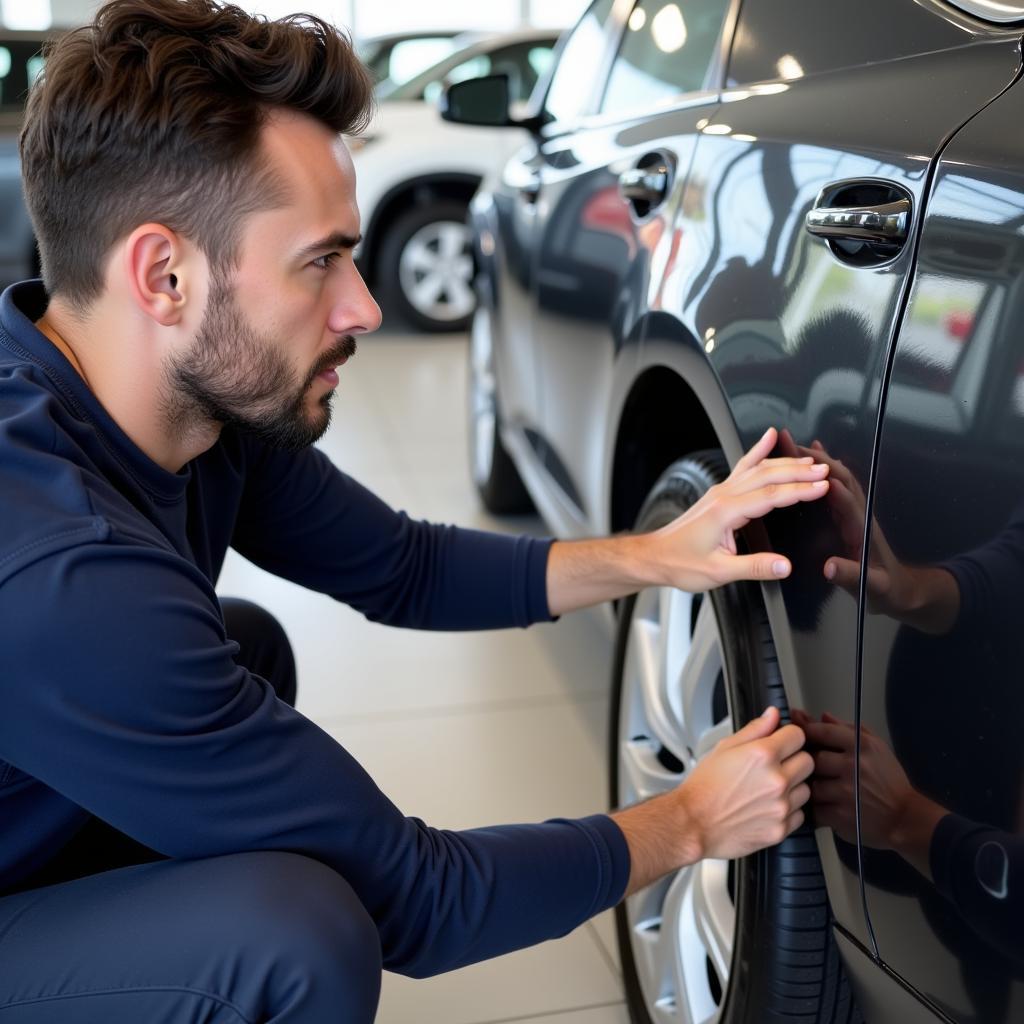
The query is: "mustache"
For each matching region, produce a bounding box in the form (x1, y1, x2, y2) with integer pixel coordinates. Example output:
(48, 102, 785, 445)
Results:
(308, 335, 358, 381)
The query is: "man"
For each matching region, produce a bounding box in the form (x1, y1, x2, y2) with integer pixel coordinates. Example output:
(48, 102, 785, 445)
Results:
(0, 2, 827, 1021)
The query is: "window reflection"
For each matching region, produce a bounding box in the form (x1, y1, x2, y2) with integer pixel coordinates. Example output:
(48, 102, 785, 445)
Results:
(600, 0, 730, 117)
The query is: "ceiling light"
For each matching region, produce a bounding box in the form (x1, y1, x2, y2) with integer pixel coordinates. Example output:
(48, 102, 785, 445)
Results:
(651, 4, 687, 54)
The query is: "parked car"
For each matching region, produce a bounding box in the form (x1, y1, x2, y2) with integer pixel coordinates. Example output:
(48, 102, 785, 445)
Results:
(356, 30, 469, 93)
(0, 31, 49, 289)
(445, 1, 1024, 1022)
(351, 29, 560, 332)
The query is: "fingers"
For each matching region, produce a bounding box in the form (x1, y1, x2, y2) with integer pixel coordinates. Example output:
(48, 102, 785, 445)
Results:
(720, 479, 830, 528)
(717, 705, 780, 749)
(783, 809, 805, 837)
(810, 749, 848, 778)
(729, 459, 830, 492)
(733, 426, 778, 473)
(823, 555, 859, 591)
(763, 722, 807, 761)
(713, 552, 792, 582)
(788, 782, 811, 813)
(801, 719, 856, 752)
(781, 748, 815, 786)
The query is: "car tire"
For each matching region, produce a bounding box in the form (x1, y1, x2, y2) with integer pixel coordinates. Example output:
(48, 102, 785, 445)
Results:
(378, 200, 476, 332)
(468, 302, 534, 514)
(610, 452, 860, 1024)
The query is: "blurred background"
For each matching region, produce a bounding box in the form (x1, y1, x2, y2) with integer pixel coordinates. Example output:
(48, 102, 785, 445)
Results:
(0, 0, 586, 32)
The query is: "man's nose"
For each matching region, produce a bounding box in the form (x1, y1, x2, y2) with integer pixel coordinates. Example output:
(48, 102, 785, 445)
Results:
(330, 263, 382, 336)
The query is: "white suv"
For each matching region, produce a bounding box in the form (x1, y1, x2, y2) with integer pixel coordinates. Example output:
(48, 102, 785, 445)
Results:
(351, 29, 559, 332)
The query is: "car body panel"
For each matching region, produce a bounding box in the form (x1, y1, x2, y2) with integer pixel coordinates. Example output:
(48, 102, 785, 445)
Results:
(465, 0, 1024, 1015)
(642, 29, 1021, 950)
(861, 70, 1024, 1023)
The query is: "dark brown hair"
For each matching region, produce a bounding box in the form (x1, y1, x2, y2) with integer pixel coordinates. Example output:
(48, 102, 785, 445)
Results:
(20, 0, 374, 307)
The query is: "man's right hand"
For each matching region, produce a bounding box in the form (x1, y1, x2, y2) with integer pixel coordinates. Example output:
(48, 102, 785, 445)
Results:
(612, 706, 813, 896)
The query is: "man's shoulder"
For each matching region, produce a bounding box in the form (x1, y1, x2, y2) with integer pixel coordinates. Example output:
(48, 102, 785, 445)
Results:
(0, 353, 116, 583)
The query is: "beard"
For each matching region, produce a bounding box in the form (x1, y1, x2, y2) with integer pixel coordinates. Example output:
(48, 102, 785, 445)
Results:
(163, 274, 357, 452)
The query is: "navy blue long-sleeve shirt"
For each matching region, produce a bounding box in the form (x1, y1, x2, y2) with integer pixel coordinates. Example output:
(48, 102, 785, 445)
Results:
(0, 281, 629, 977)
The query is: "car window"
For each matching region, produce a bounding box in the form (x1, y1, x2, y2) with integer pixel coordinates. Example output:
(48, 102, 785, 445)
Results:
(600, 0, 730, 117)
(727, 0, 967, 86)
(380, 37, 462, 89)
(422, 41, 557, 106)
(544, 0, 616, 125)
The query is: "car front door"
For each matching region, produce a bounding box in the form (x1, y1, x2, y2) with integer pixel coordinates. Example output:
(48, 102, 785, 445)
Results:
(858, 67, 1024, 1023)
(644, 0, 1023, 958)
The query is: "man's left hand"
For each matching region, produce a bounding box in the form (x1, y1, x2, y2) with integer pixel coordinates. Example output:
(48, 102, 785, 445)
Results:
(642, 426, 830, 591)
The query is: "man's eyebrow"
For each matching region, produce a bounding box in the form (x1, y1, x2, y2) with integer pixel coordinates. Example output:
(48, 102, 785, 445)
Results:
(295, 231, 362, 260)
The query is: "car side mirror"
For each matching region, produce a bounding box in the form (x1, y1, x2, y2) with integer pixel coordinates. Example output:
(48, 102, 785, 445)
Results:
(440, 74, 545, 132)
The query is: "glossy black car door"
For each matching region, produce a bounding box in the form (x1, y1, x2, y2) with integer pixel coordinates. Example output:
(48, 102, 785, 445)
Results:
(860, 69, 1024, 1023)
(644, 0, 1022, 955)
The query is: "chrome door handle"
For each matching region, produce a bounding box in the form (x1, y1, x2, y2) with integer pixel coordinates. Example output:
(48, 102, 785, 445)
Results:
(618, 165, 669, 209)
(805, 198, 910, 244)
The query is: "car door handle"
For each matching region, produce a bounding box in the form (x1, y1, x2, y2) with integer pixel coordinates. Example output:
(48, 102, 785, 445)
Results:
(618, 165, 669, 212)
(805, 198, 911, 244)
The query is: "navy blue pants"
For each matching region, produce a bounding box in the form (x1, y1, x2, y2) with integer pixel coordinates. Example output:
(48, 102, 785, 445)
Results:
(0, 600, 382, 1023)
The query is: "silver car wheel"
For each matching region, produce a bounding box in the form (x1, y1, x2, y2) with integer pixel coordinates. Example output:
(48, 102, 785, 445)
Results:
(618, 586, 736, 1024)
(398, 220, 476, 324)
(469, 305, 497, 486)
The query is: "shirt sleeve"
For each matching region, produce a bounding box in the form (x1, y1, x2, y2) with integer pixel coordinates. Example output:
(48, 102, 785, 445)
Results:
(941, 501, 1024, 637)
(0, 540, 628, 976)
(230, 439, 554, 630)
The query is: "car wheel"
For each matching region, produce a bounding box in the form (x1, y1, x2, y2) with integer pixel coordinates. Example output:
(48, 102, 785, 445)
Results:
(468, 302, 534, 514)
(610, 453, 860, 1024)
(379, 200, 476, 332)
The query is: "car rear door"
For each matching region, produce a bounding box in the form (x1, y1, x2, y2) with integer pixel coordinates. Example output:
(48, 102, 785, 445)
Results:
(643, 0, 1022, 957)
(528, 0, 736, 537)
(858, 64, 1024, 1023)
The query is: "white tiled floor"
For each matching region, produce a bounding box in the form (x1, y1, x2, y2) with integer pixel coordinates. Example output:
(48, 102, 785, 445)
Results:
(215, 321, 629, 1024)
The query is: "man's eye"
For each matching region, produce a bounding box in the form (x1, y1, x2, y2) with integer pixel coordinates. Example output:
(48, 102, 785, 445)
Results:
(312, 252, 341, 270)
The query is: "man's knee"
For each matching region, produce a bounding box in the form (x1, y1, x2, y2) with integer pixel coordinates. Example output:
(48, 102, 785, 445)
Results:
(219, 598, 297, 706)
(214, 852, 382, 1022)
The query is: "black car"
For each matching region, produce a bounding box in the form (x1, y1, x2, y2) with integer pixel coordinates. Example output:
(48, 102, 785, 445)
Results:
(444, 1, 1024, 1022)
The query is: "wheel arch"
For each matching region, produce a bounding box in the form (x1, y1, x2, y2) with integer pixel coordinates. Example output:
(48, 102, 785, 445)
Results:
(608, 313, 742, 536)
(361, 173, 482, 284)
(607, 311, 809, 723)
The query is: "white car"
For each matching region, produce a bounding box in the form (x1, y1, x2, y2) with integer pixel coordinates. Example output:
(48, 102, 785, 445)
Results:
(351, 29, 560, 332)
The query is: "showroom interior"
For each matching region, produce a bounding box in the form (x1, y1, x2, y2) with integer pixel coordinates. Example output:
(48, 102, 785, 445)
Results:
(4, 1, 1023, 1023)
(2, 1, 626, 1023)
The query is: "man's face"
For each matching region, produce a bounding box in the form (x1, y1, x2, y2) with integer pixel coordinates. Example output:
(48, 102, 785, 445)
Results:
(166, 110, 381, 451)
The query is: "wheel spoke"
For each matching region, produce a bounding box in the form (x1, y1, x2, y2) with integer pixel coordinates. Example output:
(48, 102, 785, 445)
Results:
(677, 599, 724, 759)
(630, 613, 689, 762)
(621, 737, 680, 802)
(693, 858, 735, 985)
(695, 717, 732, 761)
(439, 222, 469, 258)
(445, 274, 477, 319)
(403, 245, 437, 274)
(412, 273, 446, 310)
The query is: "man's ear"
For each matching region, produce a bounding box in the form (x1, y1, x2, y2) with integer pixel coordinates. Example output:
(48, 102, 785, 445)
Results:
(124, 224, 189, 326)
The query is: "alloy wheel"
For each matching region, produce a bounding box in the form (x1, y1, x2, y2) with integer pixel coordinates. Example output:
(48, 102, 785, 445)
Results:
(618, 585, 737, 1024)
(398, 220, 475, 324)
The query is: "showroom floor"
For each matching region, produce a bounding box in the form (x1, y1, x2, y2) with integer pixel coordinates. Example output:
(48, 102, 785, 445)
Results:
(215, 319, 631, 1024)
